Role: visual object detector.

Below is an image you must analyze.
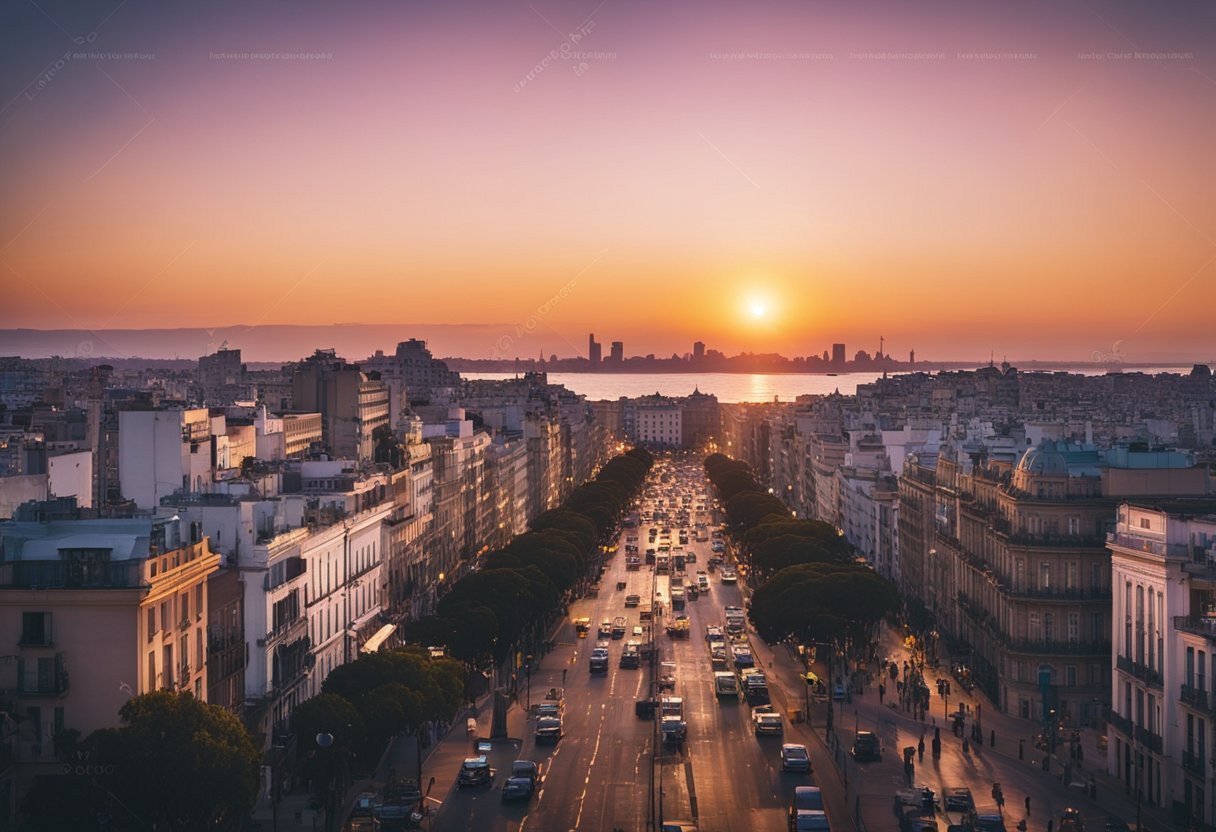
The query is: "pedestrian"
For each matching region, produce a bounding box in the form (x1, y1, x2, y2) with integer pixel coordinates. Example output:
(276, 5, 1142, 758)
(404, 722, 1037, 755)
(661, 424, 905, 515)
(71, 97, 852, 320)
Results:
(990, 729, 996, 748)
(879, 682, 886, 704)
(1047, 820, 1054, 832)
(562, 668, 567, 685)
(1025, 795, 1030, 815)
(918, 736, 925, 762)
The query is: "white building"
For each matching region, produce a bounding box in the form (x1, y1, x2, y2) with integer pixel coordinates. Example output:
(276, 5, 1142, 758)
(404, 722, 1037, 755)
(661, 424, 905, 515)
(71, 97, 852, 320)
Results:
(634, 402, 682, 448)
(118, 408, 213, 509)
(1108, 499, 1216, 824)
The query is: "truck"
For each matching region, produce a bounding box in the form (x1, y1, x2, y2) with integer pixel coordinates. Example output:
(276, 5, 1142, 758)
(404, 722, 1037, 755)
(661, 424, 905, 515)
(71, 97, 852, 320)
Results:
(611, 616, 627, 639)
(666, 615, 690, 638)
(670, 587, 686, 611)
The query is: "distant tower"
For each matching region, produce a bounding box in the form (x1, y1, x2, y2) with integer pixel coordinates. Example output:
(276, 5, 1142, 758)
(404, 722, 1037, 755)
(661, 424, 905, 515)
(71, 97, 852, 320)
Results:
(831, 343, 846, 369)
(878, 335, 885, 360)
(692, 341, 705, 363)
(588, 333, 602, 368)
(610, 341, 624, 363)
(909, 349, 915, 366)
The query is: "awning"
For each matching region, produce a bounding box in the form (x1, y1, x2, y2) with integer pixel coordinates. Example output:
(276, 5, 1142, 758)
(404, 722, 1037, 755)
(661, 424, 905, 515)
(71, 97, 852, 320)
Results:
(360, 623, 397, 654)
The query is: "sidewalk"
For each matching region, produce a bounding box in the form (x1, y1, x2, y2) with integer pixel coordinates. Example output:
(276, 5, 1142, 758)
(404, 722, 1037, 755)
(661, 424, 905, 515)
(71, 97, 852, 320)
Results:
(880, 626, 1177, 830)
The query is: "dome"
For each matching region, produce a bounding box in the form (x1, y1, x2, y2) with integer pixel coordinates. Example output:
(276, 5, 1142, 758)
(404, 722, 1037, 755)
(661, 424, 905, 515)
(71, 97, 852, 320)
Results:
(1017, 439, 1068, 475)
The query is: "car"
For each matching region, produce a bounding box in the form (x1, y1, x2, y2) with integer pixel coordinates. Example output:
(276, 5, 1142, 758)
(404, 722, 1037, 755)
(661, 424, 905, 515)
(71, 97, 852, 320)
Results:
(633, 625, 645, 637)
(535, 716, 563, 744)
(732, 645, 755, 669)
(457, 756, 494, 787)
(619, 648, 641, 669)
(661, 822, 699, 832)
(942, 787, 975, 814)
(791, 786, 824, 812)
(721, 569, 737, 583)
(852, 731, 882, 762)
(502, 760, 538, 802)
(792, 810, 831, 832)
(705, 625, 724, 642)
(780, 743, 811, 772)
(752, 710, 784, 736)
(625, 594, 641, 607)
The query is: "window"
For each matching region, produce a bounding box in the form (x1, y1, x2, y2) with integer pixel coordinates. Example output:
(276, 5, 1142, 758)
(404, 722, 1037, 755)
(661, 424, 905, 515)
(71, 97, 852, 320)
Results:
(1044, 613, 1055, 643)
(20, 612, 52, 646)
(163, 645, 173, 689)
(1029, 613, 1041, 641)
(1189, 647, 1197, 688)
(195, 629, 203, 668)
(1065, 665, 1077, 686)
(180, 592, 189, 626)
(1091, 612, 1103, 642)
(1068, 613, 1080, 643)
(147, 651, 156, 690)
(1140, 517, 1151, 529)
(1201, 651, 1208, 694)
(195, 585, 203, 620)
(1040, 562, 1051, 591)
(161, 601, 170, 632)
(147, 607, 156, 642)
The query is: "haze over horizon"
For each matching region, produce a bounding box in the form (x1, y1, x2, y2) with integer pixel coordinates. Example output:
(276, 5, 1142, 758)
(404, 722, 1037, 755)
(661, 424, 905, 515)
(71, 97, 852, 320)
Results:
(2, 0, 1214, 363)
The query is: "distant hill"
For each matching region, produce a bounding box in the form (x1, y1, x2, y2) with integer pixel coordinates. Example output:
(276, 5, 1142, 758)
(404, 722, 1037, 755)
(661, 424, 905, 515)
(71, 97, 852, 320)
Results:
(0, 324, 513, 363)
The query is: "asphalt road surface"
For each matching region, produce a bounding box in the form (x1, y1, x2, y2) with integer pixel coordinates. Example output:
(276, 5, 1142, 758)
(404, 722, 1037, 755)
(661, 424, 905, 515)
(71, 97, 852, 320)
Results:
(434, 456, 820, 832)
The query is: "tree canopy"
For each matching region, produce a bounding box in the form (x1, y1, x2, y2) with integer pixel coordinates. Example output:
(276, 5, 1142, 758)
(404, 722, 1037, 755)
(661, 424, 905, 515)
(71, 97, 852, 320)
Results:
(748, 562, 901, 646)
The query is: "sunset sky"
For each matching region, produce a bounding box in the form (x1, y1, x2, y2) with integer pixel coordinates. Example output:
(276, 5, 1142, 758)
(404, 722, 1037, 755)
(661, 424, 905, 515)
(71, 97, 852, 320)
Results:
(1, 0, 1214, 362)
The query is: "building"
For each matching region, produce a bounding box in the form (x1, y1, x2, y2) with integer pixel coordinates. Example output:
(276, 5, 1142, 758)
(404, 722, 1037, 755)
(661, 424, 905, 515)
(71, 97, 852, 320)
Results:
(117, 407, 215, 509)
(291, 350, 390, 461)
(363, 340, 461, 410)
(692, 341, 705, 363)
(0, 512, 221, 757)
(254, 408, 323, 460)
(588, 334, 602, 368)
(832, 343, 846, 369)
(198, 347, 248, 406)
(610, 341, 624, 364)
(1107, 499, 1216, 824)
(922, 440, 1210, 728)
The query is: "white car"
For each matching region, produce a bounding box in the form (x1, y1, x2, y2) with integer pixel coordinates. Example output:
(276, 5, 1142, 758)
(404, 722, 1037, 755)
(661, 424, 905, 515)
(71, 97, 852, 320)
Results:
(721, 570, 737, 583)
(752, 708, 784, 736)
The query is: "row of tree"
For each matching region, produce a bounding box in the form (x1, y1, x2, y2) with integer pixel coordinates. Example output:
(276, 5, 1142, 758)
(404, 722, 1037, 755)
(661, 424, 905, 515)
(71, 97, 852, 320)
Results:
(291, 647, 468, 767)
(703, 453, 900, 649)
(405, 448, 653, 667)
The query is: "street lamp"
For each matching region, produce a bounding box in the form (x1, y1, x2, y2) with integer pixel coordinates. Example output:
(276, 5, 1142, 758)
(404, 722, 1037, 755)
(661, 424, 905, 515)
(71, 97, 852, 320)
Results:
(316, 732, 336, 832)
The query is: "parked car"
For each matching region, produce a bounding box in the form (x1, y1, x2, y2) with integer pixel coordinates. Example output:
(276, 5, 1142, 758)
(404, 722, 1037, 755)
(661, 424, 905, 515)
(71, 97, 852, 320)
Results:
(535, 716, 563, 745)
(457, 756, 494, 787)
(780, 743, 811, 772)
(792, 810, 831, 832)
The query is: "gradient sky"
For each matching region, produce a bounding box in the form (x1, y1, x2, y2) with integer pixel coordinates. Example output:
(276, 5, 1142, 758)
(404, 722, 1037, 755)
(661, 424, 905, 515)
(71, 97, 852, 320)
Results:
(1, 0, 1214, 362)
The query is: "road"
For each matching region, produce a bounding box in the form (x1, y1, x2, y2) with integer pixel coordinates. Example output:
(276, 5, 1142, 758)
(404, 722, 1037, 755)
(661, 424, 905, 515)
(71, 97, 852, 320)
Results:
(434, 455, 825, 832)
(432, 452, 1137, 832)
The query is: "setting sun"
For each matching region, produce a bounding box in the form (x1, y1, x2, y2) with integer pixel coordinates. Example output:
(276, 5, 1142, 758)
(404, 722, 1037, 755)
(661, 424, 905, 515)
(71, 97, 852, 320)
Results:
(751, 302, 767, 318)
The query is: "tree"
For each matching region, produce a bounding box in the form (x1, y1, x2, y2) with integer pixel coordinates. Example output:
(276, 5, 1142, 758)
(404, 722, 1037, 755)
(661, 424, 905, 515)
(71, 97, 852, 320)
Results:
(748, 563, 901, 647)
(290, 693, 364, 750)
(749, 533, 849, 579)
(84, 691, 260, 831)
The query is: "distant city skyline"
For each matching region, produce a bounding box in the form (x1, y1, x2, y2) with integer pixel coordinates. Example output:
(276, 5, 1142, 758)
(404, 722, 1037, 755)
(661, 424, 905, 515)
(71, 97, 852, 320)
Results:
(2, 0, 1214, 360)
(0, 322, 1209, 365)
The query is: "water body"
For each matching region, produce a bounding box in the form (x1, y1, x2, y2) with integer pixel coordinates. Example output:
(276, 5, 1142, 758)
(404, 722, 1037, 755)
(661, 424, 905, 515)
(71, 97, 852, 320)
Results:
(464, 368, 1195, 404)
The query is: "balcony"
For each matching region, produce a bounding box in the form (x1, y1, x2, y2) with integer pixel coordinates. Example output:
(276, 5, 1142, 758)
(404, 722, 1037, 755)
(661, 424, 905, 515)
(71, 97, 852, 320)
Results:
(1182, 684, 1214, 715)
(1183, 750, 1207, 777)
(1005, 638, 1112, 656)
(16, 656, 70, 697)
(1135, 725, 1164, 754)
(1005, 585, 1108, 602)
(1109, 710, 1133, 737)
(1175, 616, 1216, 642)
(1116, 655, 1164, 688)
